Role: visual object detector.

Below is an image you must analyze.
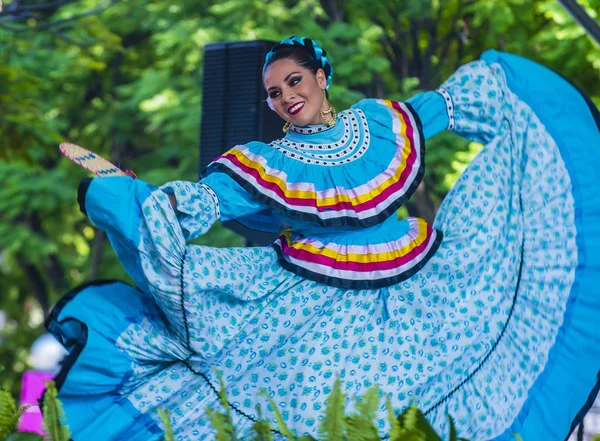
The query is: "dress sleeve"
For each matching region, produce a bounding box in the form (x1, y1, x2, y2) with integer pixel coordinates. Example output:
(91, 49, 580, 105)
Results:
(81, 174, 270, 281)
(199, 172, 271, 222)
(407, 60, 507, 145)
(436, 59, 507, 144)
(158, 181, 220, 241)
(80, 175, 273, 338)
(159, 173, 275, 240)
(406, 90, 451, 140)
(81, 176, 168, 293)
(201, 169, 283, 234)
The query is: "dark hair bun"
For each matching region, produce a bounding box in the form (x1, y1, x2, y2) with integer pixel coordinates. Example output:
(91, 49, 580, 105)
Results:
(263, 36, 334, 89)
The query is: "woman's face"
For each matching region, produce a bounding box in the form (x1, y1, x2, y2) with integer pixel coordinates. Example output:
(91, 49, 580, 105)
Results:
(263, 58, 329, 126)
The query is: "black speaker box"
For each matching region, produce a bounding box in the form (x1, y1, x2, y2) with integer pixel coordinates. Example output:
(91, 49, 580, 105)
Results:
(199, 40, 284, 246)
(199, 40, 284, 172)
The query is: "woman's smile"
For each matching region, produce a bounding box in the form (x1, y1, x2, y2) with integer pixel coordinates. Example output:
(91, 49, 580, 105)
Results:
(288, 101, 305, 115)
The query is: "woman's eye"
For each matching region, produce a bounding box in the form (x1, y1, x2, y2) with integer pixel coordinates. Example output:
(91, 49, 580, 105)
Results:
(290, 77, 301, 86)
(269, 91, 280, 99)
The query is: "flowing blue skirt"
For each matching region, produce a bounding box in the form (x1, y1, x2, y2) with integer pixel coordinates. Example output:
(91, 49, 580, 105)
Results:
(46, 51, 600, 441)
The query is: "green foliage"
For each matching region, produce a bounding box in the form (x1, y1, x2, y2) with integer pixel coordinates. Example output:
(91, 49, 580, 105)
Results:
(157, 408, 175, 441)
(386, 396, 403, 441)
(41, 382, 71, 441)
(4, 433, 44, 441)
(0, 374, 529, 441)
(0, 379, 63, 441)
(207, 375, 239, 441)
(399, 407, 441, 441)
(250, 405, 273, 441)
(0, 386, 42, 440)
(261, 390, 295, 439)
(0, 389, 21, 439)
(318, 379, 346, 441)
(345, 386, 379, 441)
(1, 0, 599, 412)
(206, 378, 475, 441)
(0, 322, 44, 400)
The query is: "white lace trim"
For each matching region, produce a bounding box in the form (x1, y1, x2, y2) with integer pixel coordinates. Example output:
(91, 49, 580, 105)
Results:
(200, 182, 221, 220)
(269, 109, 370, 167)
(436, 87, 455, 130)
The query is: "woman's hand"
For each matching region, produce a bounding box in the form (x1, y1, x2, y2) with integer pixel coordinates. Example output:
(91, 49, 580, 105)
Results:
(77, 178, 93, 216)
(168, 193, 177, 210)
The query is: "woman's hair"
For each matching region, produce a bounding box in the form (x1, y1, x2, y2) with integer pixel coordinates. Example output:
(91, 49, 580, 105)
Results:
(262, 37, 334, 95)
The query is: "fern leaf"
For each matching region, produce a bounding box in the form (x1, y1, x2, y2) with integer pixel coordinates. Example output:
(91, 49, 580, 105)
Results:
(343, 386, 381, 441)
(385, 396, 402, 441)
(207, 407, 237, 441)
(4, 433, 45, 440)
(394, 430, 425, 441)
(398, 406, 441, 441)
(259, 389, 295, 438)
(251, 405, 273, 441)
(215, 374, 238, 441)
(41, 381, 71, 441)
(344, 415, 379, 441)
(355, 386, 379, 424)
(18, 405, 30, 419)
(414, 409, 442, 441)
(296, 435, 318, 441)
(399, 406, 418, 431)
(157, 408, 175, 441)
(251, 418, 273, 441)
(448, 415, 458, 441)
(0, 389, 19, 438)
(513, 435, 524, 441)
(317, 378, 346, 441)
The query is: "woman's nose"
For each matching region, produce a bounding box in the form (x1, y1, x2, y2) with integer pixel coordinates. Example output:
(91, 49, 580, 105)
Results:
(282, 89, 295, 104)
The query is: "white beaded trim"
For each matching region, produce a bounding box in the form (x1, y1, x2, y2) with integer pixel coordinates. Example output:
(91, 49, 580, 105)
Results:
(436, 87, 455, 130)
(200, 182, 221, 220)
(289, 119, 336, 134)
(270, 109, 370, 166)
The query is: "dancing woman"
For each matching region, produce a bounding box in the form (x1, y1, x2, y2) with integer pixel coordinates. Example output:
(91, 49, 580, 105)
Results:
(47, 37, 600, 441)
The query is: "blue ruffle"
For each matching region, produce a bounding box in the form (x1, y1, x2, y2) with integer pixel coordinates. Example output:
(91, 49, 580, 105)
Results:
(46, 281, 166, 441)
(482, 50, 600, 441)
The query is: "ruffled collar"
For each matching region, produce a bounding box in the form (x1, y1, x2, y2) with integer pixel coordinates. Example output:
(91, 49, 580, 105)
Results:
(288, 116, 339, 135)
(205, 99, 425, 228)
(273, 216, 443, 289)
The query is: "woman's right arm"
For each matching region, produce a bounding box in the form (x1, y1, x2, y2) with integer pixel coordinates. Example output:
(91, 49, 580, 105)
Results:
(77, 175, 275, 332)
(160, 172, 279, 241)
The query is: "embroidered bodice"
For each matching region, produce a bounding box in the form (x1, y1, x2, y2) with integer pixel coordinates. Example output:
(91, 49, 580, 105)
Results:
(200, 96, 450, 288)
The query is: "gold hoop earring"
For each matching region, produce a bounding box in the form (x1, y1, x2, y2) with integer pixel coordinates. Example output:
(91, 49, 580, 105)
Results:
(283, 121, 292, 133)
(320, 104, 336, 127)
(328, 107, 337, 127)
(320, 89, 336, 126)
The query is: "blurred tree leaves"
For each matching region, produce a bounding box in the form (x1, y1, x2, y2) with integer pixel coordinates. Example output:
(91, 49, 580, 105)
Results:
(0, 0, 599, 399)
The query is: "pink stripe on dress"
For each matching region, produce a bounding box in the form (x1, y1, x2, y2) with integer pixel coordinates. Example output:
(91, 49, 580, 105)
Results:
(219, 138, 418, 213)
(277, 231, 434, 272)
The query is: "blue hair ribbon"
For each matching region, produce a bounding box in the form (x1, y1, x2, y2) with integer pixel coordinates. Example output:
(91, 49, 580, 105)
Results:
(264, 36, 334, 90)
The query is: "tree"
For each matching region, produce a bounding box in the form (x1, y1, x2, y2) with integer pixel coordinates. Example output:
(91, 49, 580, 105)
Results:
(0, 0, 118, 47)
(0, 0, 599, 400)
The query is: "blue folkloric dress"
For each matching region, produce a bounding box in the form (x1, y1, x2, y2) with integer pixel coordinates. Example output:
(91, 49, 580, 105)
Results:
(47, 51, 600, 441)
